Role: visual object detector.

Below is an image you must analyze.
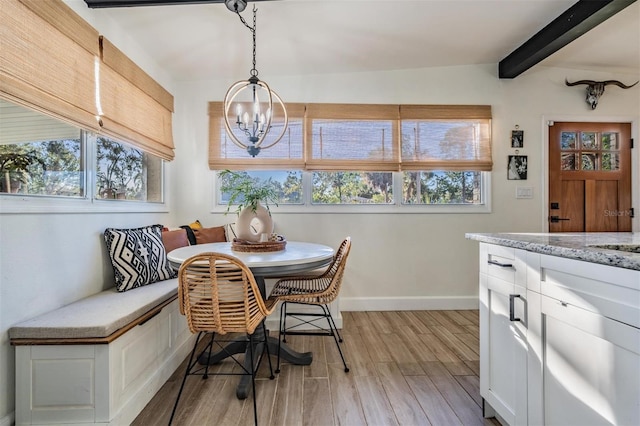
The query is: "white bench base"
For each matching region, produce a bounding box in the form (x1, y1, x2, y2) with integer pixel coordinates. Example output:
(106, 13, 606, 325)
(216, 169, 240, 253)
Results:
(13, 297, 194, 425)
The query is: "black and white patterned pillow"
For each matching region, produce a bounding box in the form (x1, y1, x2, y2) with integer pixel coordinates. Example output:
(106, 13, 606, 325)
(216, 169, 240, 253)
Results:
(104, 224, 177, 292)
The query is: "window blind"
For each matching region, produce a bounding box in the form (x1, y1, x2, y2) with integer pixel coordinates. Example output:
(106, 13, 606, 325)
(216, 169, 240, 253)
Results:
(209, 103, 492, 172)
(98, 37, 175, 161)
(400, 105, 492, 171)
(0, 0, 100, 132)
(208, 102, 305, 170)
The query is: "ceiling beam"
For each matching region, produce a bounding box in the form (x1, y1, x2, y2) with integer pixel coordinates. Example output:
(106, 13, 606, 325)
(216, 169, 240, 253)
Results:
(84, 0, 269, 8)
(499, 0, 637, 79)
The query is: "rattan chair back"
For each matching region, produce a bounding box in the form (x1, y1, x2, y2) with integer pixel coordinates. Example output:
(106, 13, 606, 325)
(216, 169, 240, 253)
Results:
(269, 237, 351, 305)
(178, 252, 273, 335)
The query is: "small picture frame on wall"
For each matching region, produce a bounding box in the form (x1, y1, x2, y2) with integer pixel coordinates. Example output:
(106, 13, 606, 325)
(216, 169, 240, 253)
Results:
(511, 130, 524, 148)
(508, 155, 528, 180)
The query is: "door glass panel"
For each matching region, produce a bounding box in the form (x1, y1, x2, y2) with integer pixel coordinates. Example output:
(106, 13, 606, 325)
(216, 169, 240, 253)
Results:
(561, 132, 577, 150)
(602, 153, 619, 171)
(581, 132, 598, 149)
(581, 153, 596, 170)
(561, 153, 577, 170)
(601, 133, 618, 150)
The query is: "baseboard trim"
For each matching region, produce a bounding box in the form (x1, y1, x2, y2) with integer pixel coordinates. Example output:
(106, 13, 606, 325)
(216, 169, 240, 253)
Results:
(0, 412, 14, 426)
(340, 296, 479, 311)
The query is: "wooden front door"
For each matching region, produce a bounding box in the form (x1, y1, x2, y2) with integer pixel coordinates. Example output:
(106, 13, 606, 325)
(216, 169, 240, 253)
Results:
(549, 122, 632, 232)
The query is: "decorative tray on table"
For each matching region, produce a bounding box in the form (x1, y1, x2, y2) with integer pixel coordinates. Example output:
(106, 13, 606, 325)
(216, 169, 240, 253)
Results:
(231, 236, 286, 252)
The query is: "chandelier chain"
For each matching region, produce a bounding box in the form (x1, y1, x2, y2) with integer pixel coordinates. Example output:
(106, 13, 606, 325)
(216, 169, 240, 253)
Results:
(235, 5, 258, 77)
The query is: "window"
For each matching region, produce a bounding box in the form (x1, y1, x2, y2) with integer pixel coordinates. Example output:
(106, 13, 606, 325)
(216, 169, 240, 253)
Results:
(211, 102, 492, 211)
(96, 136, 163, 202)
(218, 170, 303, 207)
(0, 99, 165, 210)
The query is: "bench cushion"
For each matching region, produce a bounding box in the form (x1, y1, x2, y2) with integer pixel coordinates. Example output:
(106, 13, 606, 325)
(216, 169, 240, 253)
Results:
(9, 278, 178, 340)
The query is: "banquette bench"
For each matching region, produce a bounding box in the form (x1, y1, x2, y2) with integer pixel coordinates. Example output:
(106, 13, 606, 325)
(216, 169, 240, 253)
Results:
(9, 278, 194, 426)
(7, 223, 226, 426)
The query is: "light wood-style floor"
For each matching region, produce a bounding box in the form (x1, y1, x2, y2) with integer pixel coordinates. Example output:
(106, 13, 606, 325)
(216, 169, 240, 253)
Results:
(133, 310, 499, 426)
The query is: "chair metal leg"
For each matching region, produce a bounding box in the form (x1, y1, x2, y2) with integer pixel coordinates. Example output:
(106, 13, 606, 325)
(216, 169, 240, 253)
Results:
(323, 305, 349, 372)
(262, 323, 275, 379)
(248, 333, 258, 426)
(169, 331, 204, 425)
(275, 301, 287, 373)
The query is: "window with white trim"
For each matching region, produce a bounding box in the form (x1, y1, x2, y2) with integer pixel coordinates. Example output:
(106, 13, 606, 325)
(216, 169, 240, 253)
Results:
(211, 102, 492, 210)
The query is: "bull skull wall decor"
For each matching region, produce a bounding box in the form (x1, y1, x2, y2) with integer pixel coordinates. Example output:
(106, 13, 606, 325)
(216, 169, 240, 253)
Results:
(565, 79, 639, 110)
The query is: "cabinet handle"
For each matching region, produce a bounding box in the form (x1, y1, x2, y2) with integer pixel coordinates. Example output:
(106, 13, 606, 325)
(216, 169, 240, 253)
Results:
(509, 294, 522, 322)
(488, 259, 513, 268)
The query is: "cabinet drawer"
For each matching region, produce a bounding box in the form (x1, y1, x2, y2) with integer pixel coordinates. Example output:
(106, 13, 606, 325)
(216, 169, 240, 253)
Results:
(540, 254, 640, 329)
(480, 243, 526, 285)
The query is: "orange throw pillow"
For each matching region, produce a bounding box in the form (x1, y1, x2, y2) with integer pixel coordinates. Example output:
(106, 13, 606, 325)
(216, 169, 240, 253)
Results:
(161, 228, 190, 253)
(193, 226, 226, 244)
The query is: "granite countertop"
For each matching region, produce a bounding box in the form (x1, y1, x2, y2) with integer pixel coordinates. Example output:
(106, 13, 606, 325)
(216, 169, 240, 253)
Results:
(466, 232, 640, 271)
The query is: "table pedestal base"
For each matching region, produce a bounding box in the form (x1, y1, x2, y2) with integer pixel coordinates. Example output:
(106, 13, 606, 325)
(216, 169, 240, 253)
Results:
(197, 332, 312, 399)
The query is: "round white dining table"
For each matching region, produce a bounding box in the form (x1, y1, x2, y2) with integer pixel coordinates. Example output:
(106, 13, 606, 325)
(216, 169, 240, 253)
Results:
(166, 240, 334, 400)
(167, 241, 334, 278)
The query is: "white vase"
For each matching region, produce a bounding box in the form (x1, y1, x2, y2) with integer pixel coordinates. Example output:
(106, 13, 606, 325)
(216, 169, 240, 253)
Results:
(236, 201, 274, 242)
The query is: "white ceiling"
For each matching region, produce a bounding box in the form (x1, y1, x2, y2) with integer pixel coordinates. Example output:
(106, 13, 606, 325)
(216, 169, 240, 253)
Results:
(87, 0, 640, 82)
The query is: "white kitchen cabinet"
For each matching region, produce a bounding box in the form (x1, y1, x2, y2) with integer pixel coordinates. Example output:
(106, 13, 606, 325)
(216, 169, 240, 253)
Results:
(479, 241, 640, 426)
(479, 243, 528, 425)
(527, 253, 640, 426)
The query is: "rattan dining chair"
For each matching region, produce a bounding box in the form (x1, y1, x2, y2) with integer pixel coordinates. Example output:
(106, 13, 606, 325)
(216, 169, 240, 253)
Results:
(169, 252, 276, 426)
(267, 237, 352, 374)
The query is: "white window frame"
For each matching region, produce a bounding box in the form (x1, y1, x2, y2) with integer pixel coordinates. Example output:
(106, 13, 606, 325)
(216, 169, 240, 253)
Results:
(213, 170, 491, 214)
(0, 131, 168, 214)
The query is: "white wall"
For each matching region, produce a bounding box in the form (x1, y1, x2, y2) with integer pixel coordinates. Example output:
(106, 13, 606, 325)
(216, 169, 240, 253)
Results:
(0, 2, 638, 423)
(173, 64, 640, 310)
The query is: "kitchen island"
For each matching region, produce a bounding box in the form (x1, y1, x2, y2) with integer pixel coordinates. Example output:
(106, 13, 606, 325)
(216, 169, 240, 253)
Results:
(466, 232, 640, 426)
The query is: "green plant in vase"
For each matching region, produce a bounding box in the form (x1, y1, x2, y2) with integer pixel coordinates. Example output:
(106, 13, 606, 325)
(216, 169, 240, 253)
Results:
(217, 170, 279, 241)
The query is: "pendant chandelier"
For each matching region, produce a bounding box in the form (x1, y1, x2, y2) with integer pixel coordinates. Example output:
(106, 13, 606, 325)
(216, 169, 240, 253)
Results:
(223, 0, 288, 157)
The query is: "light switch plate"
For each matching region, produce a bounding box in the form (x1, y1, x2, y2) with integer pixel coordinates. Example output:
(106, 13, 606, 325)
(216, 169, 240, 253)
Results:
(516, 186, 533, 199)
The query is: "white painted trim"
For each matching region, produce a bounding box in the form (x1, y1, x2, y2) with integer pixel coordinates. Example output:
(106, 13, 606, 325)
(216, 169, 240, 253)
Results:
(340, 296, 479, 311)
(0, 413, 14, 426)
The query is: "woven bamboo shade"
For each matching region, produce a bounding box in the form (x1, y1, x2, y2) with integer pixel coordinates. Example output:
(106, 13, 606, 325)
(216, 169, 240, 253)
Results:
(0, 0, 100, 132)
(209, 102, 305, 170)
(99, 37, 175, 161)
(208, 102, 492, 172)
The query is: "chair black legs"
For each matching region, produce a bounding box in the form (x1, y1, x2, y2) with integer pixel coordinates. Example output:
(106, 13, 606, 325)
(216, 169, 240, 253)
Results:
(169, 327, 274, 426)
(169, 331, 207, 425)
(276, 301, 349, 373)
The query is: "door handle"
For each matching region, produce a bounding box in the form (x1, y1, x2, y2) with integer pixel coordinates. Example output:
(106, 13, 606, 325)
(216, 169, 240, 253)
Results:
(549, 216, 570, 223)
(509, 294, 522, 322)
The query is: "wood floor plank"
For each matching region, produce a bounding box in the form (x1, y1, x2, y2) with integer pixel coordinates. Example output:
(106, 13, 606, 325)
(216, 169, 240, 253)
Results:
(421, 361, 485, 426)
(426, 310, 467, 333)
(457, 309, 480, 326)
(132, 310, 491, 426)
(396, 325, 438, 362)
(302, 378, 333, 426)
(405, 375, 462, 425)
(355, 375, 399, 425)
(358, 325, 394, 363)
(397, 311, 432, 334)
(327, 363, 368, 426)
(455, 374, 483, 407)
(418, 331, 463, 363)
(271, 364, 304, 426)
(430, 325, 479, 361)
(367, 311, 395, 334)
(375, 362, 432, 425)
